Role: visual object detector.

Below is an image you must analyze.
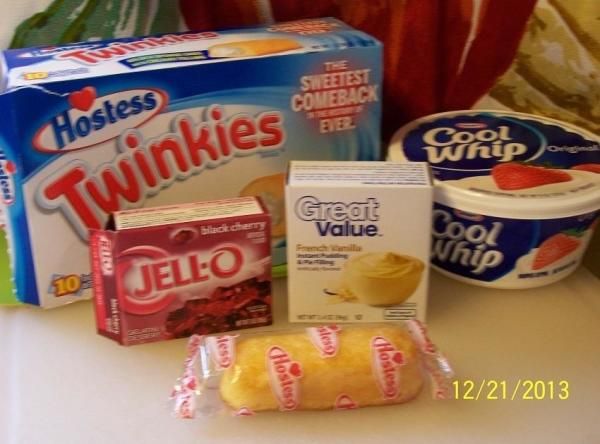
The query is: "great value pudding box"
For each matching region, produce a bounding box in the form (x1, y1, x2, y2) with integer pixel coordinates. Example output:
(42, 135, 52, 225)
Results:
(90, 196, 272, 346)
(0, 18, 382, 307)
(286, 161, 433, 323)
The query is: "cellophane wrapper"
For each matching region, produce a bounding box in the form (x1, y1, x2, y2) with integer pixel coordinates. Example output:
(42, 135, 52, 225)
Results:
(171, 321, 453, 418)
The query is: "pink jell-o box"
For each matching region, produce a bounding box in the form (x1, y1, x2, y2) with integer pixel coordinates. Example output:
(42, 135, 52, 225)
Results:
(90, 196, 272, 346)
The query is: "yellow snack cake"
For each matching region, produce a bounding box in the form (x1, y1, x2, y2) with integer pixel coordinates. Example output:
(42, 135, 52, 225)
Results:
(208, 38, 302, 58)
(172, 322, 453, 417)
(220, 324, 423, 411)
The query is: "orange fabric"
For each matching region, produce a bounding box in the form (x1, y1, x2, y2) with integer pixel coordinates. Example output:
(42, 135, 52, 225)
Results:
(179, 0, 536, 140)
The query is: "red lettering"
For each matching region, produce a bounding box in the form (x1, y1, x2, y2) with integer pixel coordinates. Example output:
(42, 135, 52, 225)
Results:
(130, 41, 158, 50)
(210, 107, 231, 157)
(216, 122, 231, 156)
(179, 119, 219, 166)
(259, 113, 284, 146)
(276, 364, 288, 377)
(171, 258, 191, 287)
(378, 344, 395, 353)
(269, 347, 289, 363)
(133, 150, 158, 187)
(217, 339, 229, 360)
(134, 264, 153, 297)
(210, 246, 243, 278)
(153, 261, 172, 291)
(416, 323, 436, 354)
(85, 160, 140, 213)
(178, 35, 197, 40)
(43, 166, 101, 229)
(189, 255, 209, 282)
(56, 34, 218, 65)
(116, 43, 137, 51)
(145, 36, 179, 46)
(39, 105, 286, 241)
(230, 117, 258, 150)
(56, 50, 99, 64)
(317, 328, 335, 352)
(372, 337, 403, 399)
(150, 138, 190, 179)
(87, 46, 129, 60)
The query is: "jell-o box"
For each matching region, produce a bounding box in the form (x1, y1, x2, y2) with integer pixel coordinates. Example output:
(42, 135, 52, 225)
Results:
(90, 196, 272, 346)
(286, 161, 433, 322)
(0, 18, 381, 307)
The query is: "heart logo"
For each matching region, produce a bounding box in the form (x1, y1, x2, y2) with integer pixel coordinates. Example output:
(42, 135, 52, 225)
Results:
(4, 161, 16, 174)
(289, 362, 303, 378)
(392, 351, 404, 365)
(68, 86, 96, 111)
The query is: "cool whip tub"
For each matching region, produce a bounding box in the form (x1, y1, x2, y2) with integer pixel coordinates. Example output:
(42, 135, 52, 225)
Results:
(0, 18, 382, 307)
(389, 110, 600, 289)
(286, 161, 432, 322)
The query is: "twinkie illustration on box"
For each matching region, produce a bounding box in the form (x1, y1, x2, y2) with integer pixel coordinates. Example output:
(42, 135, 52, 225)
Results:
(0, 18, 381, 307)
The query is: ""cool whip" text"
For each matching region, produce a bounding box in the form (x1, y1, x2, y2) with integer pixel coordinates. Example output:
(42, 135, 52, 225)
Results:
(421, 126, 528, 163)
(431, 209, 504, 274)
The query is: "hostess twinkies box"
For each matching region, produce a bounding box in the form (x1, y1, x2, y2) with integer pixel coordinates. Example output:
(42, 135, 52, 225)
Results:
(286, 161, 432, 323)
(90, 196, 272, 346)
(0, 18, 381, 307)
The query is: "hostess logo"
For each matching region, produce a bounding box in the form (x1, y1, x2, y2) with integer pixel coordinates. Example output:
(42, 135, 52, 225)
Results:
(266, 346, 303, 411)
(0, 152, 16, 205)
(33, 87, 166, 153)
(295, 196, 380, 237)
(371, 336, 405, 400)
(205, 335, 237, 370)
(306, 325, 340, 358)
(402, 116, 544, 178)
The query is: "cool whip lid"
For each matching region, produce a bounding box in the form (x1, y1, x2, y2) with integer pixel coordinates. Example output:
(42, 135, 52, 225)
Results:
(389, 110, 600, 219)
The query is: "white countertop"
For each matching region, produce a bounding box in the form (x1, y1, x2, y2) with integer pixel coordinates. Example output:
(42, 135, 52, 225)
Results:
(2, 268, 600, 444)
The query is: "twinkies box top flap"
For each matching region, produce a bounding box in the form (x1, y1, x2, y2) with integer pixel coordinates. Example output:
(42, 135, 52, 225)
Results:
(1, 18, 380, 89)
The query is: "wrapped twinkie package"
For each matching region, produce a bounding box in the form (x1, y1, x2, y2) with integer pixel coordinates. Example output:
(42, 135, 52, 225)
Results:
(0, 17, 381, 307)
(171, 322, 453, 417)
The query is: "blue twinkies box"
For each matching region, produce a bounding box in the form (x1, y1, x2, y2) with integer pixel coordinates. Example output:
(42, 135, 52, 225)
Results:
(0, 18, 382, 307)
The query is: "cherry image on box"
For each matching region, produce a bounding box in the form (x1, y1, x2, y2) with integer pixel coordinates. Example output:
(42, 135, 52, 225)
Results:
(90, 196, 272, 345)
